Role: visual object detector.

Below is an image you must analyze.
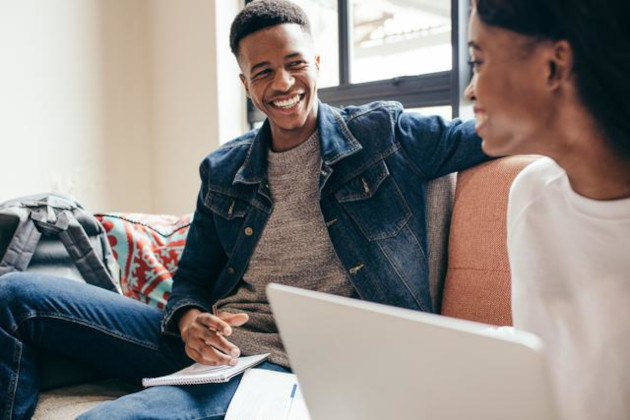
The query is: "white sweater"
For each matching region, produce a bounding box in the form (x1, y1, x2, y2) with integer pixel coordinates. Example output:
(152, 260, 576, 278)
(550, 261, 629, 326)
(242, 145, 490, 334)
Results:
(507, 158, 630, 420)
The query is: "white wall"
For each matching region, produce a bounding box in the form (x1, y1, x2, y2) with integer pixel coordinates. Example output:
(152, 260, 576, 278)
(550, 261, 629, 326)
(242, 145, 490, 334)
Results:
(0, 0, 246, 214)
(99, 0, 153, 213)
(215, 0, 248, 145)
(0, 1, 111, 212)
(149, 0, 246, 215)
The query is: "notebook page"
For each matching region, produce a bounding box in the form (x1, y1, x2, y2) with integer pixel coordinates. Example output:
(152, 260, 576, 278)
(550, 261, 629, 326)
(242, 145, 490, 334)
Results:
(288, 384, 310, 420)
(226, 369, 311, 420)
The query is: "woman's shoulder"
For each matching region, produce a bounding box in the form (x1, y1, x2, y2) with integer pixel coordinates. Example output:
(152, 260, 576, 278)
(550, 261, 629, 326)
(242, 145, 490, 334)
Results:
(507, 157, 565, 225)
(510, 157, 563, 200)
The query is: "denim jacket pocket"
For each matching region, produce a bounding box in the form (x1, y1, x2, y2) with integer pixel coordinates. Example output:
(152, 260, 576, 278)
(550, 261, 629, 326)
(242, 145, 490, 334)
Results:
(335, 160, 411, 241)
(203, 191, 250, 255)
(204, 191, 248, 221)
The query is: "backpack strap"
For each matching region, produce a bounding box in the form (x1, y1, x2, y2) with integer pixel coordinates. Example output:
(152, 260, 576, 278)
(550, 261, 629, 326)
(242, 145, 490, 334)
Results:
(55, 210, 119, 292)
(0, 214, 42, 275)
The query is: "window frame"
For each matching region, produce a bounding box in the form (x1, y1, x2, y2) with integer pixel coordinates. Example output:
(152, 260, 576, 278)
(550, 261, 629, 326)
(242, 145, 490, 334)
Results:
(246, 0, 470, 125)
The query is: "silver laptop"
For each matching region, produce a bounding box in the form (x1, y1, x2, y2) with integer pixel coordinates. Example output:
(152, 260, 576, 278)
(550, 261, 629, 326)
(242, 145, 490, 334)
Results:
(267, 283, 559, 420)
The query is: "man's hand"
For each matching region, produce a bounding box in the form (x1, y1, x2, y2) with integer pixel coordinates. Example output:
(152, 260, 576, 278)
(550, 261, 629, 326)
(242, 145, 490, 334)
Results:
(178, 308, 249, 366)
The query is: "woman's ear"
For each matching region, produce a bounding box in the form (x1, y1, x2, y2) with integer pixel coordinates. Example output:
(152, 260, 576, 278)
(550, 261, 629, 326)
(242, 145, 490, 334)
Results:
(547, 40, 573, 90)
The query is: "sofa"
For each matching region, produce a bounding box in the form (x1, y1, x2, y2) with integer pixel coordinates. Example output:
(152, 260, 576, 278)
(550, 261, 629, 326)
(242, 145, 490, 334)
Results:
(31, 155, 537, 419)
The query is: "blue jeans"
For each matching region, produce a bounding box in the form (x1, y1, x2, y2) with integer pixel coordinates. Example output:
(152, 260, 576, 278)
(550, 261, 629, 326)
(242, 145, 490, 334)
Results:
(0, 273, 289, 420)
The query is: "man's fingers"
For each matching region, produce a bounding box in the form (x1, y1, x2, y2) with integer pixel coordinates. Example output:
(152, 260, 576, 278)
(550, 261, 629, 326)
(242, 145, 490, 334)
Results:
(196, 312, 232, 335)
(186, 343, 237, 366)
(185, 345, 205, 364)
(217, 311, 249, 327)
(199, 329, 241, 358)
(181, 310, 245, 363)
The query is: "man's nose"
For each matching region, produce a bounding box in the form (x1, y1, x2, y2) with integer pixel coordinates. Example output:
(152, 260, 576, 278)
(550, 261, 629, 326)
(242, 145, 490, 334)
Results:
(272, 69, 294, 92)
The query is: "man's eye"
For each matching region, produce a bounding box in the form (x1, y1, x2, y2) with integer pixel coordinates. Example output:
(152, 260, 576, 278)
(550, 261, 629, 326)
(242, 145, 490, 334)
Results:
(289, 61, 306, 68)
(254, 69, 271, 79)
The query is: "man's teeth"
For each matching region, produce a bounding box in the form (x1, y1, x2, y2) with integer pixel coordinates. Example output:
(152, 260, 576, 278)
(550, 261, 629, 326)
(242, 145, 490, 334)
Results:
(273, 95, 301, 108)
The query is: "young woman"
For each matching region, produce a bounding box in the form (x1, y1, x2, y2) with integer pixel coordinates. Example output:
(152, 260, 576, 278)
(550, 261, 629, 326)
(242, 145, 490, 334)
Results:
(465, 1, 630, 419)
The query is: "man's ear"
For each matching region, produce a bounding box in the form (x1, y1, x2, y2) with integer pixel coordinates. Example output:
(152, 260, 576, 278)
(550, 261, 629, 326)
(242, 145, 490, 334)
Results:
(547, 40, 573, 91)
(314, 55, 321, 72)
(239, 73, 250, 98)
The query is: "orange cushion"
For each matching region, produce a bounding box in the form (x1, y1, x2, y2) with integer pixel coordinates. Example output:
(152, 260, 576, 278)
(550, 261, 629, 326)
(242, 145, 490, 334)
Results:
(441, 156, 538, 326)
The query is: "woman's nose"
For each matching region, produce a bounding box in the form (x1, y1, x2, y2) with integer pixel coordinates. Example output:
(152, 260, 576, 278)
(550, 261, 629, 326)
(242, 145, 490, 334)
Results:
(464, 77, 476, 101)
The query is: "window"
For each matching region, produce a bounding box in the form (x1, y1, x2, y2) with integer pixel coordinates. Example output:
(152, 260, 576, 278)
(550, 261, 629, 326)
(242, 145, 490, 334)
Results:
(350, 0, 452, 83)
(246, 0, 470, 125)
(291, 0, 339, 88)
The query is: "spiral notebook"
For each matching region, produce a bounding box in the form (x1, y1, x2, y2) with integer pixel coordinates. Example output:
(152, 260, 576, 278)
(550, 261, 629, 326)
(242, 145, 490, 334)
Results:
(142, 353, 269, 387)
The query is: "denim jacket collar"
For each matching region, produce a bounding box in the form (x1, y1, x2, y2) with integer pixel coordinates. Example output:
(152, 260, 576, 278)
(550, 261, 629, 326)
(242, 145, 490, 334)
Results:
(233, 101, 363, 186)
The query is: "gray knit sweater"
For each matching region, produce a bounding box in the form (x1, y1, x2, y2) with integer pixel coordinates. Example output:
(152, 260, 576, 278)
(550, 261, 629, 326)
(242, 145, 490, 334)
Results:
(216, 131, 356, 368)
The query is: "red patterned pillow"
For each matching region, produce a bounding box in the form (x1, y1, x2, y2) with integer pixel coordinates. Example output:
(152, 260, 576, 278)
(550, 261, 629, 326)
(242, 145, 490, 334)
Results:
(95, 213, 191, 309)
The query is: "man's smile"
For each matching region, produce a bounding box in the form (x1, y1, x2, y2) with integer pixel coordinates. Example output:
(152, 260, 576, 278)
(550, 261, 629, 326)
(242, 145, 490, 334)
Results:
(270, 93, 304, 110)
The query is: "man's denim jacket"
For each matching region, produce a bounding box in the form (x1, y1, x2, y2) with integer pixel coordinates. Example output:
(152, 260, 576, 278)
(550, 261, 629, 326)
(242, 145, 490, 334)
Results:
(162, 101, 487, 335)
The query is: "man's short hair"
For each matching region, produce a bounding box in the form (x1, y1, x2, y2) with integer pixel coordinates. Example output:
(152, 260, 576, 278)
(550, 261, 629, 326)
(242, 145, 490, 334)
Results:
(230, 0, 312, 57)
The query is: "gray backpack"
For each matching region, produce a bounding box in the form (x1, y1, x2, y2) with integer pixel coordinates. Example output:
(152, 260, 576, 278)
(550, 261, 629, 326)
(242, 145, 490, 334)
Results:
(0, 193, 121, 293)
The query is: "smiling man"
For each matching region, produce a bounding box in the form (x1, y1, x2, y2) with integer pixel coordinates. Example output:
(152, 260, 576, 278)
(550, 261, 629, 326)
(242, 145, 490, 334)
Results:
(164, 0, 489, 374)
(163, 0, 491, 399)
(0, 1, 489, 419)
(237, 20, 320, 152)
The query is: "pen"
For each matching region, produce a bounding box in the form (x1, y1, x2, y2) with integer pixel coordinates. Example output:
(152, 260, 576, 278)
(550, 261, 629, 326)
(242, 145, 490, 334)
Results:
(285, 383, 298, 420)
(211, 304, 224, 336)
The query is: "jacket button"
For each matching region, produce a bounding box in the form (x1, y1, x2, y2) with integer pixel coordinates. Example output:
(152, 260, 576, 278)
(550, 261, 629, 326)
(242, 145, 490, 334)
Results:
(349, 263, 364, 275)
(244, 227, 254, 236)
(227, 267, 235, 275)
